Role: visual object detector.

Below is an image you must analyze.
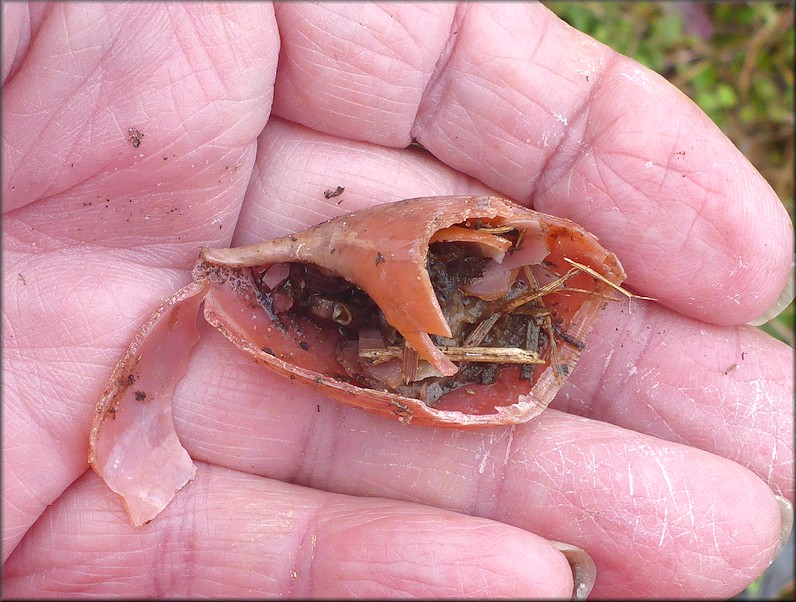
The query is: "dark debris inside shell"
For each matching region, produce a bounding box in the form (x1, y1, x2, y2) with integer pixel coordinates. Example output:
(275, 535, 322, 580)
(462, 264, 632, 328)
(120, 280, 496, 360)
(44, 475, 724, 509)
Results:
(257, 242, 556, 406)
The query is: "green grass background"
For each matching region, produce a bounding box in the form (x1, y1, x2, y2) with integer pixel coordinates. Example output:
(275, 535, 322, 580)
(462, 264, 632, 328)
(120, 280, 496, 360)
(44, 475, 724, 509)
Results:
(544, 3, 794, 598)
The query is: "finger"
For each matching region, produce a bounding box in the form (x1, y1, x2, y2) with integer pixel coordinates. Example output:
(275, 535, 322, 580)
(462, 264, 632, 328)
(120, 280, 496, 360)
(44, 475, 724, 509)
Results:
(170, 348, 783, 599)
(271, 3, 456, 147)
(2, 3, 276, 215)
(555, 300, 794, 502)
(271, 1, 792, 326)
(3, 465, 576, 598)
(1, 3, 278, 563)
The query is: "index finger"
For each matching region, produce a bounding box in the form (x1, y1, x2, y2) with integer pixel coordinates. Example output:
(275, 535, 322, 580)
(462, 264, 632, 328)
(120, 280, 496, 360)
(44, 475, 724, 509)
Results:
(270, 2, 793, 325)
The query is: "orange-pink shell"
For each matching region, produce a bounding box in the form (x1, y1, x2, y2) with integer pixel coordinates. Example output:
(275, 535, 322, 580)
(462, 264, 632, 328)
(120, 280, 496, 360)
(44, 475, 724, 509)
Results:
(90, 195, 626, 526)
(199, 195, 625, 426)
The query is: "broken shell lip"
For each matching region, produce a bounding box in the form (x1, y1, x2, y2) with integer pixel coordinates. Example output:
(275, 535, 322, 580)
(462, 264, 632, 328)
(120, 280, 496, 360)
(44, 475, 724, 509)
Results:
(89, 279, 208, 526)
(200, 195, 512, 265)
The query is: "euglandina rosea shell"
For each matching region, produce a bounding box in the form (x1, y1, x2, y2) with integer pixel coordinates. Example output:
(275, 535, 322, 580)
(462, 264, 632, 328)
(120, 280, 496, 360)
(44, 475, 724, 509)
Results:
(90, 195, 629, 526)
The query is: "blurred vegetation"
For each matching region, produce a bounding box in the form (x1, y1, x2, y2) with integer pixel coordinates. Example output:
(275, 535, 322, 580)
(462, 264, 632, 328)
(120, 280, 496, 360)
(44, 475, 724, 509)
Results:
(544, 1, 794, 349)
(544, 3, 794, 599)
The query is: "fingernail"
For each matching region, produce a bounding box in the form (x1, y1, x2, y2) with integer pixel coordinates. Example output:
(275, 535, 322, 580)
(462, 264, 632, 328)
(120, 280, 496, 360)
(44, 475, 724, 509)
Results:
(550, 540, 596, 600)
(773, 496, 793, 559)
(747, 253, 794, 326)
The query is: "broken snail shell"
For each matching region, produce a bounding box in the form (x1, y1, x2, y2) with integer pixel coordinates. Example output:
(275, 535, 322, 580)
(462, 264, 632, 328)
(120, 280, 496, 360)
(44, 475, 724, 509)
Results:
(90, 195, 629, 526)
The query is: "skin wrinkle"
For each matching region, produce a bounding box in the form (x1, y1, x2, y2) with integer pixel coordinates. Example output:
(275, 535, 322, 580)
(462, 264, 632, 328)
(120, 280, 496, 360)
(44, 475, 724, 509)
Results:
(658, 139, 701, 196)
(458, 74, 524, 169)
(637, 385, 686, 445)
(103, 7, 168, 74)
(748, 387, 787, 494)
(145, 517, 173, 598)
(641, 318, 790, 496)
(164, 13, 216, 106)
(583, 154, 733, 297)
(410, 4, 466, 135)
(468, 72, 549, 163)
(469, 428, 512, 518)
(3, 460, 49, 531)
(10, 111, 65, 204)
(379, 7, 428, 63)
(276, 44, 320, 112)
(176, 479, 205, 598)
(529, 54, 614, 206)
(675, 192, 729, 262)
(295, 395, 338, 491)
(285, 497, 325, 597)
(538, 138, 624, 214)
(11, 9, 131, 207)
(593, 150, 669, 213)
(272, 4, 450, 144)
(335, 515, 518, 596)
(6, 364, 89, 456)
(416, 5, 604, 202)
(173, 29, 222, 105)
(1, 8, 29, 82)
(179, 333, 303, 473)
(13, 348, 111, 387)
(732, 387, 793, 496)
(11, 137, 253, 255)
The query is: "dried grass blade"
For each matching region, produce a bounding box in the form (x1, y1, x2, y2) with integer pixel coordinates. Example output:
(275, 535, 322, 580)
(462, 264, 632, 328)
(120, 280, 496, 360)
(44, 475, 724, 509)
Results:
(361, 346, 544, 365)
(502, 267, 580, 313)
(401, 343, 419, 384)
(463, 313, 501, 347)
(562, 257, 656, 313)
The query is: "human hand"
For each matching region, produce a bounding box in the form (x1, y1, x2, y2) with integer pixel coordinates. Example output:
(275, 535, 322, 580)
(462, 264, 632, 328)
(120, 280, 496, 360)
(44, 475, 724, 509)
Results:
(3, 3, 792, 598)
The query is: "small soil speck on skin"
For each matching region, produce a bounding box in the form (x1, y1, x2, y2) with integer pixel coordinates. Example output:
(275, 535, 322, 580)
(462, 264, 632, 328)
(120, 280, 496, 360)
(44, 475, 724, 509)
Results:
(324, 186, 344, 199)
(128, 128, 144, 148)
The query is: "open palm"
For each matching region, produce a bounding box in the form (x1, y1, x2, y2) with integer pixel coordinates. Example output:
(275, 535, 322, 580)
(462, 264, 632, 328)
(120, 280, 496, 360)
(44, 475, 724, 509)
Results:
(3, 3, 792, 598)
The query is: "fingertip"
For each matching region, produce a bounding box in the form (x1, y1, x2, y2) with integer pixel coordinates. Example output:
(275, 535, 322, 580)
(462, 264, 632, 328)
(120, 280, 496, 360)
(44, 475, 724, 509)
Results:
(310, 507, 576, 598)
(774, 496, 793, 560)
(549, 540, 597, 599)
(747, 253, 794, 326)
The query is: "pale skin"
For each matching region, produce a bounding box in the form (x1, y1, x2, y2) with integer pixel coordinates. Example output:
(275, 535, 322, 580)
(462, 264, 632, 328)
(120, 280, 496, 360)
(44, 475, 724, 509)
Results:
(2, 3, 793, 598)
